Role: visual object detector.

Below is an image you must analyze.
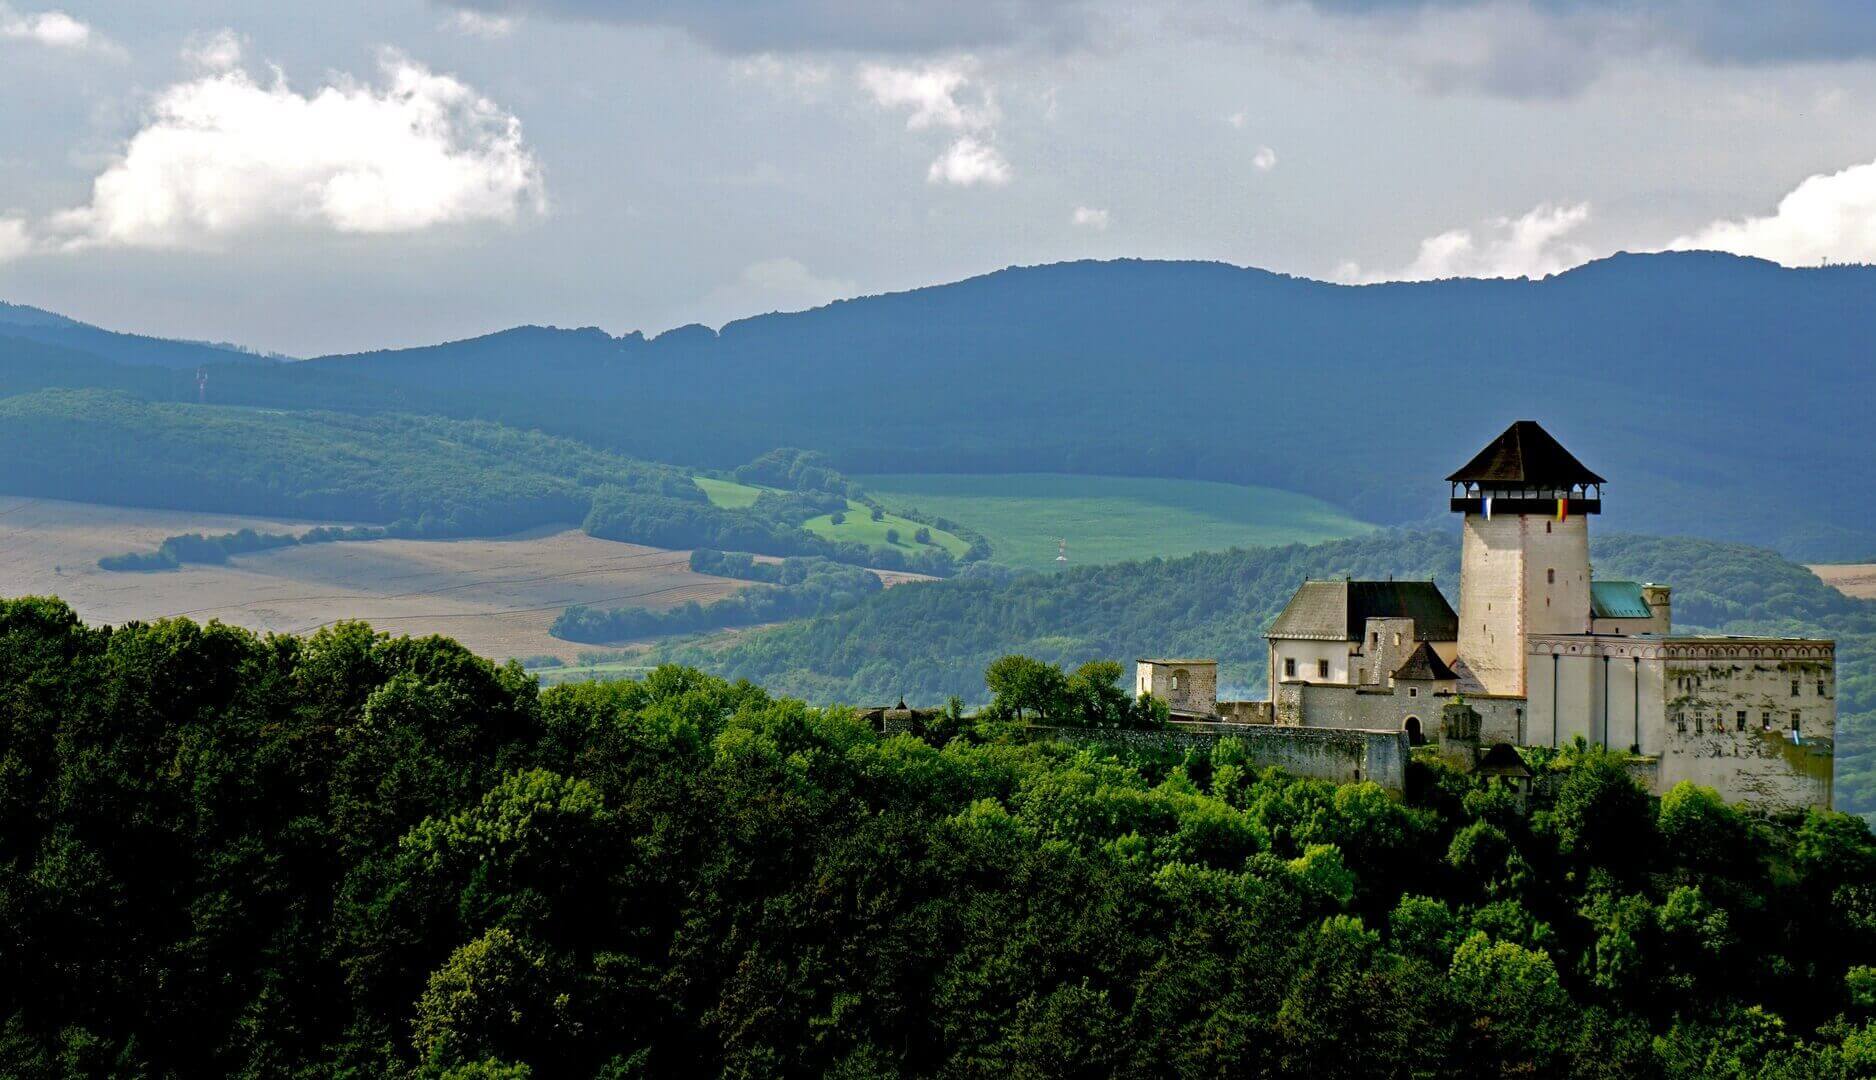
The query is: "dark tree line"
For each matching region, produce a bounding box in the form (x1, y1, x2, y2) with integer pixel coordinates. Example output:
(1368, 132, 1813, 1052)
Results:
(550, 555, 885, 644)
(1, 599, 1874, 1076)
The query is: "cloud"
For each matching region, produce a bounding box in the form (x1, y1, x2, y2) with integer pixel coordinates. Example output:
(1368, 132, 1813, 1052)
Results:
(1343, 202, 1594, 282)
(437, 1, 1876, 72)
(182, 29, 243, 72)
(1071, 205, 1109, 229)
(439, 0, 1101, 55)
(861, 60, 1011, 186)
(447, 10, 519, 38)
(859, 60, 998, 131)
(1252, 145, 1277, 171)
(1667, 158, 1876, 266)
(927, 136, 1010, 186)
(733, 54, 834, 99)
(0, 4, 106, 51)
(0, 217, 30, 261)
(42, 52, 545, 251)
(701, 257, 859, 322)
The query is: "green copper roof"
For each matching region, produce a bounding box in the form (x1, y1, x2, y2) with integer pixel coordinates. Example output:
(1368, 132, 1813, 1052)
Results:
(1591, 580, 1653, 619)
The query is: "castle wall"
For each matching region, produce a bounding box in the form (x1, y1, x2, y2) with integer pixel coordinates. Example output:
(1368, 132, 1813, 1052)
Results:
(1657, 641, 1835, 812)
(1030, 721, 1410, 797)
(1137, 661, 1218, 716)
(1527, 635, 1834, 810)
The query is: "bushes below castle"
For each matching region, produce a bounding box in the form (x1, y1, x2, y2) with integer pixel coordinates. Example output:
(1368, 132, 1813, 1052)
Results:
(0, 600, 1872, 1075)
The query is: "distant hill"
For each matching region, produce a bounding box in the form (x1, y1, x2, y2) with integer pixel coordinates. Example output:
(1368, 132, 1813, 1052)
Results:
(0, 301, 277, 368)
(5, 251, 1874, 557)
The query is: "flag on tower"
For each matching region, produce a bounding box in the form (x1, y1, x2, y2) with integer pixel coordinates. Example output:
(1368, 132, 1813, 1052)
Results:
(1557, 497, 1568, 522)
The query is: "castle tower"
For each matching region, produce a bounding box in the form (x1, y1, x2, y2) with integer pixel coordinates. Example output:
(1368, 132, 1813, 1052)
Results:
(1448, 421, 1603, 697)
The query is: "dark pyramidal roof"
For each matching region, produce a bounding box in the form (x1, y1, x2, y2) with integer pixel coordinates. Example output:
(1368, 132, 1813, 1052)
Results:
(1267, 580, 1459, 643)
(1393, 641, 1458, 682)
(1447, 420, 1605, 486)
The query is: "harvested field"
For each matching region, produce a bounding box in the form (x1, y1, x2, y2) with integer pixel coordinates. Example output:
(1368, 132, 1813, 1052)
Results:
(1810, 563, 1876, 600)
(0, 497, 752, 662)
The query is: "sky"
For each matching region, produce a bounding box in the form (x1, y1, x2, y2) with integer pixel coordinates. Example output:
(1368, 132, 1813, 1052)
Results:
(5, 1, 1876, 355)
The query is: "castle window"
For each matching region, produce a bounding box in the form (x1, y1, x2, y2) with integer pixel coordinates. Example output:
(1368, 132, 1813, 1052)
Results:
(1408, 686, 1419, 697)
(1393, 632, 1401, 647)
(1792, 679, 1801, 696)
(1317, 659, 1330, 679)
(1284, 658, 1296, 679)
(1546, 521, 1552, 534)
(1676, 714, 1687, 733)
(1547, 568, 1556, 584)
(1170, 674, 1180, 690)
(1791, 712, 1801, 732)
(1736, 710, 1746, 731)
(1762, 711, 1772, 731)
(1695, 715, 1704, 734)
(1819, 680, 1828, 696)
(1372, 631, 1379, 646)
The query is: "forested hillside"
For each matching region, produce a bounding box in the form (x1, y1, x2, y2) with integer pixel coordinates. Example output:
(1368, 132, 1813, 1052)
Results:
(5, 251, 1874, 558)
(653, 529, 1876, 816)
(3, 598, 1874, 1076)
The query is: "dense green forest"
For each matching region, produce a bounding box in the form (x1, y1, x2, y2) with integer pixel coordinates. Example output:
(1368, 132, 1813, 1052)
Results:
(2, 598, 1873, 1076)
(652, 529, 1876, 817)
(8, 251, 1876, 558)
(550, 554, 885, 643)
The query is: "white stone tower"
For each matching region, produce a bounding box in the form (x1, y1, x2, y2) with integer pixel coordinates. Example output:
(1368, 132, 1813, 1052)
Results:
(1449, 421, 1604, 697)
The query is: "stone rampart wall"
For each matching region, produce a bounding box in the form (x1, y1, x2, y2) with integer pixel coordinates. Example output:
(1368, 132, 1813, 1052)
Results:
(1029, 721, 1409, 797)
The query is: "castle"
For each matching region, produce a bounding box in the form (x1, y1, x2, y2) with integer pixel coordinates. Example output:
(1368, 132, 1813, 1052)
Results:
(1141, 421, 1837, 811)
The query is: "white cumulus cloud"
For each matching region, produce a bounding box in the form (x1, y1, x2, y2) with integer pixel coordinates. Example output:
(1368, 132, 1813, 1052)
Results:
(0, 217, 31, 261)
(447, 10, 518, 38)
(861, 59, 1011, 187)
(928, 136, 1010, 187)
(44, 51, 545, 251)
(1668, 158, 1876, 266)
(1344, 202, 1593, 283)
(1071, 205, 1109, 229)
(1253, 145, 1277, 172)
(182, 29, 243, 72)
(0, 4, 98, 50)
(860, 60, 998, 131)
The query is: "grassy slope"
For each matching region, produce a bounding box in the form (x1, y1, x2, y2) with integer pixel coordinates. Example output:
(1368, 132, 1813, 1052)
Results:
(858, 473, 1374, 570)
(694, 477, 762, 508)
(802, 500, 972, 559)
(698, 478, 972, 559)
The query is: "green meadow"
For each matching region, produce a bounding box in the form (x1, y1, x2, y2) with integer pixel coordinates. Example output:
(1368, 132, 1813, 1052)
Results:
(856, 473, 1374, 571)
(695, 476, 972, 561)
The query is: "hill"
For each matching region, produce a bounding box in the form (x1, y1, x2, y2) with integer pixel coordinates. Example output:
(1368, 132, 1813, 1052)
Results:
(859, 472, 1374, 570)
(1, 598, 1874, 1075)
(649, 528, 1876, 816)
(0, 301, 276, 368)
(3, 251, 1872, 559)
(296, 252, 1876, 559)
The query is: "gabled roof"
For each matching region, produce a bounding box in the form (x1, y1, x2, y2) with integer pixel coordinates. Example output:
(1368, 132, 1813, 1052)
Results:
(1267, 580, 1458, 643)
(1591, 580, 1654, 620)
(1393, 641, 1458, 682)
(1477, 742, 1532, 778)
(1447, 420, 1606, 486)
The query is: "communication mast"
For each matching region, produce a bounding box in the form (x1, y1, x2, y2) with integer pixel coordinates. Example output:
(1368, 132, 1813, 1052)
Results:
(195, 367, 208, 404)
